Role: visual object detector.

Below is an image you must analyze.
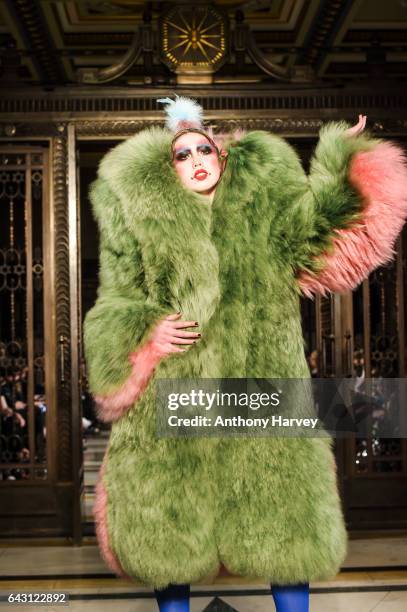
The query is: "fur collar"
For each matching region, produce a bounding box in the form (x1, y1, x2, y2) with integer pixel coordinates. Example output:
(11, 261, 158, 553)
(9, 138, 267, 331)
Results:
(98, 127, 282, 227)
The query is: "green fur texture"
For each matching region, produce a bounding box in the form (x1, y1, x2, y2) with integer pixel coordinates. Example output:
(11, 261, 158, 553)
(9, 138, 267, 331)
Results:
(84, 123, 378, 587)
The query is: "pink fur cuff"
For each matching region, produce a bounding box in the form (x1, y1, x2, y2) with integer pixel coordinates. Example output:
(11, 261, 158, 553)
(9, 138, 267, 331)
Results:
(94, 341, 164, 422)
(298, 142, 407, 297)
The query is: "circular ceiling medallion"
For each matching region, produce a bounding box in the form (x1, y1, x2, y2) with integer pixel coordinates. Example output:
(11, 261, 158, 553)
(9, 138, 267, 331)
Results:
(161, 5, 227, 71)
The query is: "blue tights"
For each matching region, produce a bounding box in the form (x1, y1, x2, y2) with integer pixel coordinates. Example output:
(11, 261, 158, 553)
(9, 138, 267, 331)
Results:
(271, 583, 309, 611)
(155, 582, 309, 611)
(155, 584, 190, 611)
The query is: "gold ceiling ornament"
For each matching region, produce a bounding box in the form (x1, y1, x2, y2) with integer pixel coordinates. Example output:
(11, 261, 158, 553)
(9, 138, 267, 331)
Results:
(160, 4, 228, 84)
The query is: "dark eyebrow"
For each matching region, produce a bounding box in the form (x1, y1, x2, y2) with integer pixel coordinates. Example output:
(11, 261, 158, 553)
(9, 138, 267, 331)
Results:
(174, 141, 213, 152)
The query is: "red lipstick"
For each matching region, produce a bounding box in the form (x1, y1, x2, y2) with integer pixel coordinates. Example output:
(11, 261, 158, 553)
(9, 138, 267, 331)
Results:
(194, 169, 208, 180)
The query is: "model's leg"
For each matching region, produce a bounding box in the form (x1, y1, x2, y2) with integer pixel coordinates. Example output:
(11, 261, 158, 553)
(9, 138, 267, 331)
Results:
(271, 583, 309, 612)
(154, 584, 190, 612)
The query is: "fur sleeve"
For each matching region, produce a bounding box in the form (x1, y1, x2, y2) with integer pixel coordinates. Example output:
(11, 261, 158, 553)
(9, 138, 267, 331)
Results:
(83, 177, 168, 422)
(288, 122, 407, 296)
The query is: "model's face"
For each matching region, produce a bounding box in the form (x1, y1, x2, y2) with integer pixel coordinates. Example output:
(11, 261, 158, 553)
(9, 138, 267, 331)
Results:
(172, 132, 223, 195)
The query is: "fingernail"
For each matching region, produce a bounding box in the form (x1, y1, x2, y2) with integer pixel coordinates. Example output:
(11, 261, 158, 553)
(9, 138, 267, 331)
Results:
(176, 311, 181, 314)
(197, 334, 201, 337)
(195, 322, 199, 326)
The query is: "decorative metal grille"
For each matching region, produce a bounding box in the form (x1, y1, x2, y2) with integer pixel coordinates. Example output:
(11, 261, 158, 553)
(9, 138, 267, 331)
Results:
(320, 295, 335, 378)
(0, 149, 47, 481)
(352, 253, 405, 476)
(1, 92, 407, 116)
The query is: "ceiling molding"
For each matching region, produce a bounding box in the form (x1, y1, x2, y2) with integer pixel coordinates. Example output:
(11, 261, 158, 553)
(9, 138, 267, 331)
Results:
(2, 114, 407, 140)
(299, 0, 355, 71)
(0, 86, 406, 119)
(4, 0, 66, 84)
(1, 1, 406, 86)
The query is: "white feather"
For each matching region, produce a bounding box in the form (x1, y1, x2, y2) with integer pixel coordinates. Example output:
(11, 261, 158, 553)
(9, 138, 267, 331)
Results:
(157, 95, 204, 131)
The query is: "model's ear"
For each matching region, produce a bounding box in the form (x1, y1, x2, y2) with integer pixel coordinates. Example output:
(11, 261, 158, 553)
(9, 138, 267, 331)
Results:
(220, 150, 228, 173)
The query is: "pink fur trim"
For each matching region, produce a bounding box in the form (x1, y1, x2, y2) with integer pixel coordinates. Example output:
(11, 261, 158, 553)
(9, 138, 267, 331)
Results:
(206, 127, 246, 150)
(298, 142, 407, 297)
(93, 454, 129, 578)
(94, 341, 164, 422)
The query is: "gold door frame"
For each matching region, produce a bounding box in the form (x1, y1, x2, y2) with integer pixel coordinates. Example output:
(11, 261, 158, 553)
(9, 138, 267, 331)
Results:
(67, 125, 83, 543)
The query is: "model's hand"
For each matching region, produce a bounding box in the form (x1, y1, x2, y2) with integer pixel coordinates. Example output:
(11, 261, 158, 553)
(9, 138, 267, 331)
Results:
(345, 114, 367, 137)
(149, 312, 200, 357)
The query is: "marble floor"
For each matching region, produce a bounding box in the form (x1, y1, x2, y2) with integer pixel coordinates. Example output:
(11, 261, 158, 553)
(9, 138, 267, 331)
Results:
(0, 536, 407, 611)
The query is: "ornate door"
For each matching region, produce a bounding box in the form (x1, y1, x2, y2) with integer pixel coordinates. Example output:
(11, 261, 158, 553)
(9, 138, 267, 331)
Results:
(305, 235, 407, 529)
(341, 236, 407, 528)
(0, 136, 83, 540)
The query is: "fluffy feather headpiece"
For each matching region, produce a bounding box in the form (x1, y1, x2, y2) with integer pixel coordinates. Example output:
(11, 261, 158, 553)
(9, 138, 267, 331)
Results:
(157, 95, 204, 133)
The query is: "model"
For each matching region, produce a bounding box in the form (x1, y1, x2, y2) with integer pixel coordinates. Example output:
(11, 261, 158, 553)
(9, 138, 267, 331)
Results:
(84, 96, 407, 611)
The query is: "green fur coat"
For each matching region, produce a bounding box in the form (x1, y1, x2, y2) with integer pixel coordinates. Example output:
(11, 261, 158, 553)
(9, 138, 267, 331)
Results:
(84, 123, 407, 588)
